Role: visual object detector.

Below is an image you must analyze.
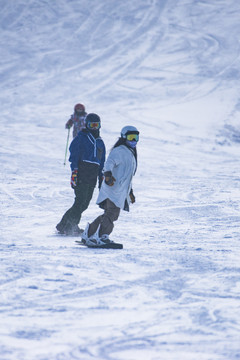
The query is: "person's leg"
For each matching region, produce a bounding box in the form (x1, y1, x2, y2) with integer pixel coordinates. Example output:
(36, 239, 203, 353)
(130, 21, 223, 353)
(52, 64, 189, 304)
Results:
(88, 199, 120, 237)
(56, 183, 94, 232)
(87, 214, 103, 237)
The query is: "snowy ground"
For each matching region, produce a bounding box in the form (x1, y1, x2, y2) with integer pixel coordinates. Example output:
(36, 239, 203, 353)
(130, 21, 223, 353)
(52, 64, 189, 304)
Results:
(1, 0, 240, 359)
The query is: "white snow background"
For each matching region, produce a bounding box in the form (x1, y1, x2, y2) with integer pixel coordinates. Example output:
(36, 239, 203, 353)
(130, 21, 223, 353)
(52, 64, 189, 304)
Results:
(0, 0, 240, 359)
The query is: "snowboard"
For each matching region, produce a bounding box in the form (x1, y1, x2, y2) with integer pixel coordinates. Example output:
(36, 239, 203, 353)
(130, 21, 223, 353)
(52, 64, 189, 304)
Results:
(75, 240, 123, 249)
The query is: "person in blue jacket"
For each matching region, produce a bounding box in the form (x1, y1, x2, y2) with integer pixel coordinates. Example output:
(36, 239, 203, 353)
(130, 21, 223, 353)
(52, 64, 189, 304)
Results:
(56, 113, 106, 235)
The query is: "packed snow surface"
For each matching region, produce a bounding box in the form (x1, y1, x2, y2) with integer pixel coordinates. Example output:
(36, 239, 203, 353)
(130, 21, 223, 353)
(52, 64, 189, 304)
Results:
(0, 0, 240, 359)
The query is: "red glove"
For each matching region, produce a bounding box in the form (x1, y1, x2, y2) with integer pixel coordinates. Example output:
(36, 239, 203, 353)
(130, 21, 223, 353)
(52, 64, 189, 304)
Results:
(104, 171, 116, 186)
(71, 169, 78, 188)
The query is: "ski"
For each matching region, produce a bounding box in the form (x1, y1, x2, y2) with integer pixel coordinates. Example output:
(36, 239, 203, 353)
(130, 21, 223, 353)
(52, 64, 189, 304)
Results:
(75, 240, 123, 249)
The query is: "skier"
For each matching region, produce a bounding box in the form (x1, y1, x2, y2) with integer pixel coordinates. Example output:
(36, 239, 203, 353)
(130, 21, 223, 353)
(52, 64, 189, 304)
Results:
(65, 103, 87, 138)
(56, 113, 106, 236)
(81, 125, 139, 246)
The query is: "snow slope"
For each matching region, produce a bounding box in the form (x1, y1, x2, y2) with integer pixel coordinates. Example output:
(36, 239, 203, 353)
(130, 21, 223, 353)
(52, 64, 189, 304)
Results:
(0, 0, 240, 359)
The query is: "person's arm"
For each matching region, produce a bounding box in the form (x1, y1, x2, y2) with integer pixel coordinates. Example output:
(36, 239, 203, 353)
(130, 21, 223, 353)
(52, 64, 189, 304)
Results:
(69, 136, 82, 171)
(98, 142, 106, 188)
(103, 148, 120, 186)
(65, 117, 73, 129)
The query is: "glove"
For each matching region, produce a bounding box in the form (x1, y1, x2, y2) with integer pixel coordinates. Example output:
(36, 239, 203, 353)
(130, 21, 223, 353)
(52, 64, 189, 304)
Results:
(71, 169, 78, 188)
(129, 189, 135, 203)
(104, 171, 116, 186)
(65, 120, 72, 129)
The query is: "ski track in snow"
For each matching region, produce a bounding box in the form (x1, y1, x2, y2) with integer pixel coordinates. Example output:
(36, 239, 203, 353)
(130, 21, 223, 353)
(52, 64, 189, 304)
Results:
(1, 0, 240, 359)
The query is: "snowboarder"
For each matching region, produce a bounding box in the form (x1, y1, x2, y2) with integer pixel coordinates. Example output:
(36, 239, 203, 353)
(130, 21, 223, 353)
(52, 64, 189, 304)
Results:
(81, 125, 139, 246)
(65, 103, 87, 138)
(56, 113, 106, 236)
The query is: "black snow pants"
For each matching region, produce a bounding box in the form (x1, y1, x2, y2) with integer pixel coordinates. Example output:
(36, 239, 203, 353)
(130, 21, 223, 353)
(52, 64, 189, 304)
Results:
(57, 182, 95, 232)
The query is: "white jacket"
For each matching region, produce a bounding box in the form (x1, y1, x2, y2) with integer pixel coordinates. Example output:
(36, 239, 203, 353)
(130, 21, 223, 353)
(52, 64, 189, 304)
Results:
(97, 145, 137, 210)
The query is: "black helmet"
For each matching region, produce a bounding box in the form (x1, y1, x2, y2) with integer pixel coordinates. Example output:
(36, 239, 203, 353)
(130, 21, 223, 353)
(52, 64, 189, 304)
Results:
(85, 113, 101, 130)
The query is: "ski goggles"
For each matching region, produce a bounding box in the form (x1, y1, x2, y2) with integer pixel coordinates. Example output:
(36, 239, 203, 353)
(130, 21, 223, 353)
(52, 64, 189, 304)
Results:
(88, 122, 100, 129)
(126, 133, 139, 142)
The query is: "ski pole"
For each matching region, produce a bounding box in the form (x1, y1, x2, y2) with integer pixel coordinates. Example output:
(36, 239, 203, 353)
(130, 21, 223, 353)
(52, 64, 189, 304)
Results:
(63, 128, 70, 166)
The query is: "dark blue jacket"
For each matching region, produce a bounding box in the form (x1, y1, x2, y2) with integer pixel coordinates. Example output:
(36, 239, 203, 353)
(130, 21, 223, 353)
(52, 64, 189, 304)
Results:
(69, 130, 105, 187)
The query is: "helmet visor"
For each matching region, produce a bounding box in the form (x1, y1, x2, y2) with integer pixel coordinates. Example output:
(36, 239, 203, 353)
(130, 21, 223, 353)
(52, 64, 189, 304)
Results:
(126, 133, 139, 142)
